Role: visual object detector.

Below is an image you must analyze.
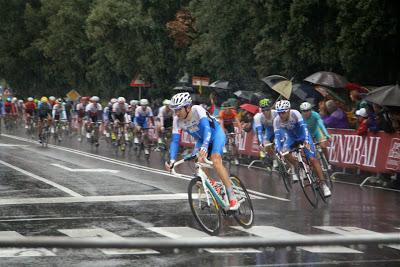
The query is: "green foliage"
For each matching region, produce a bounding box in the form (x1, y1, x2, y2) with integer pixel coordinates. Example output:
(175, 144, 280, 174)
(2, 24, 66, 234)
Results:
(0, 0, 398, 98)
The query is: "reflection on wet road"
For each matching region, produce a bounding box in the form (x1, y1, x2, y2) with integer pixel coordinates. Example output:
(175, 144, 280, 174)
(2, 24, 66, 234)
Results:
(0, 132, 399, 266)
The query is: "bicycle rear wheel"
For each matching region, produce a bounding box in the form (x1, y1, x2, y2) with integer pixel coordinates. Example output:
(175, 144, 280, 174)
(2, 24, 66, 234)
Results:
(188, 177, 222, 236)
(230, 175, 255, 228)
(298, 166, 318, 208)
(319, 152, 333, 189)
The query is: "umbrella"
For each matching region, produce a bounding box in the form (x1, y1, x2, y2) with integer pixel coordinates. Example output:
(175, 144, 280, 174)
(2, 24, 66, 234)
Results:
(261, 75, 288, 88)
(234, 90, 254, 101)
(345, 82, 369, 93)
(240, 103, 259, 114)
(314, 85, 347, 104)
(272, 80, 292, 99)
(304, 71, 348, 88)
(363, 84, 400, 107)
(173, 85, 195, 92)
(292, 82, 324, 105)
(209, 80, 233, 90)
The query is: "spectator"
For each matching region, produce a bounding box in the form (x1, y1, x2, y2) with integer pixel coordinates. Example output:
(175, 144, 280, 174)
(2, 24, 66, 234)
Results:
(320, 100, 350, 129)
(372, 103, 395, 133)
(240, 110, 255, 132)
(365, 104, 379, 133)
(355, 108, 369, 135)
(349, 90, 362, 113)
(389, 110, 400, 132)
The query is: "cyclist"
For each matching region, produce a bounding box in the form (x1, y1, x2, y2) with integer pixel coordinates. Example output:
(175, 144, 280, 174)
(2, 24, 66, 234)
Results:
(219, 100, 242, 165)
(4, 96, 17, 129)
(85, 96, 102, 146)
(52, 98, 67, 141)
(273, 100, 331, 197)
(23, 97, 37, 129)
(253, 98, 278, 168)
(75, 96, 89, 141)
(103, 98, 117, 138)
(37, 96, 52, 143)
(111, 96, 130, 143)
(156, 99, 173, 145)
(134, 98, 155, 155)
(165, 92, 240, 210)
(300, 101, 331, 169)
(48, 96, 56, 108)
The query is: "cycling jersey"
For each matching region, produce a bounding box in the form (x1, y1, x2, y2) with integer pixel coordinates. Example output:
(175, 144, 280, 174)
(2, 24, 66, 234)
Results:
(253, 110, 278, 144)
(37, 102, 52, 118)
(85, 103, 103, 122)
(52, 103, 67, 120)
(24, 102, 36, 116)
(169, 105, 226, 161)
(219, 109, 238, 125)
(112, 103, 129, 123)
(134, 106, 153, 128)
(303, 111, 330, 142)
(273, 109, 316, 158)
(4, 102, 16, 115)
(157, 106, 173, 128)
(75, 103, 86, 118)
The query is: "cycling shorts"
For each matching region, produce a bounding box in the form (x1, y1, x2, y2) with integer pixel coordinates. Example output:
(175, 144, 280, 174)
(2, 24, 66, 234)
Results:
(312, 128, 328, 143)
(206, 126, 226, 157)
(283, 134, 316, 159)
(136, 120, 148, 129)
(224, 124, 235, 134)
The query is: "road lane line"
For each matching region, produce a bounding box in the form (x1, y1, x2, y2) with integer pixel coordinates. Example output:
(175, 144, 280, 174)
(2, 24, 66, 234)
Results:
(232, 226, 362, 254)
(148, 227, 261, 253)
(0, 159, 82, 197)
(2, 134, 287, 201)
(51, 163, 119, 173)
(0, 193, 190, 205)
(58, 228, 158, 255)
(0, 231, 55, 257)
(315, 226, 400, 251)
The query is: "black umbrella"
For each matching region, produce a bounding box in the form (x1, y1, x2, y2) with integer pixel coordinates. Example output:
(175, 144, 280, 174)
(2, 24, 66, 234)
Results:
(292, 82, 324, 106)
(173, 85, 195, 92)
(209, 80, 233, 90)
(363, 84, 400, 107)
(304, 71, 348, 89)
(234, 90, 254, 101)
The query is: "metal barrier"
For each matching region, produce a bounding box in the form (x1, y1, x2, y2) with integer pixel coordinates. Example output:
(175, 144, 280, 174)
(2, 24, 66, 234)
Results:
(0, 233, 399, 249)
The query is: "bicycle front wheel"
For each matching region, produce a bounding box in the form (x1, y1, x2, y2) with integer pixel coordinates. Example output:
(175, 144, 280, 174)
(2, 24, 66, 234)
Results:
(231, 175, 255, 228)
(188, 177, 222, 236)
(276, 158, 292, 193)
(298, 166, 318, 208)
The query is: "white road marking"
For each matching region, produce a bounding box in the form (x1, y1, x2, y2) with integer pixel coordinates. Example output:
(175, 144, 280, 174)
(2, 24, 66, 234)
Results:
(0, 159, 82, 197)
(58, 228, 158, 255)
(315, 226, 400, 251)
(51, 163, 119, 173)
(148, 227, 261, 253)
(2, 134, 285, 201)
(0, 216, 128, 222)
(232, 226, 362, 254)
(0, 231, 55, 257)
(0, 193, 190, 206)
(0, 144, 29, 147)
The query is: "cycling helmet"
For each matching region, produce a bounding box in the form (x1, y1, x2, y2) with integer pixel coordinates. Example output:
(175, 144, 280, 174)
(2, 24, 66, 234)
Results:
(27, 97, 34, 102)
(110, 98, 117, 104)
(117, 96, 126, 104)
(300, 102, 312, 111)
(130, 100, 139, 106)
(12, 97, 17, 103)
(6, 96, 12, 102)
(91, 96, 100, 102)
(170, 92, 192, 110)
(40, 96, 48, 103)
(259, 98, 272, 110)
(162, 99, 171, 106)
(140, 99, 149, 106)
(81, 96, 89, 102)
(49, 96, 56, 101)
(18, 99, 24, 103)
(275, 100, 291, 113)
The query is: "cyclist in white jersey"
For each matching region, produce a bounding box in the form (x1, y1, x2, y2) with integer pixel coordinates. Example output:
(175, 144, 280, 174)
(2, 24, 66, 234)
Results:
(165, 92, 240, 210)
(156, 99, 174, 144)
(273, 100, 331, 197)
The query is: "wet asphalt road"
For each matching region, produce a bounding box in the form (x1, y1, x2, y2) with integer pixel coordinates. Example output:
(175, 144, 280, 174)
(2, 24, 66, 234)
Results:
(0, 130, 399, 267)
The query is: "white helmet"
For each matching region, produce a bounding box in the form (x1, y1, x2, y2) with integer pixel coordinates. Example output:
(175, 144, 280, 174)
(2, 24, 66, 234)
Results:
(275, 100, 291, 113)
(27, 97, 34, 102)
(117, 96, 126, 104)
(170, 92, 192, 110)
(163, 99, 171, 106)
(140, 99, 149, 106)
(130, 100, 139, 106)
(49, 96, 56, 101)
(91, 96, 100, 102)
(110, 98, 117, 104)
(300, 102, 312, 111)
(18, 99, 24, 103)
(12, 97, 17, 103)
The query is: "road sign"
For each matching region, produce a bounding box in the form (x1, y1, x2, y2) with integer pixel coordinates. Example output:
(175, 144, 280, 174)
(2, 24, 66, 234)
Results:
(192, 76, 209, 86)
(66, 90, 80, 101)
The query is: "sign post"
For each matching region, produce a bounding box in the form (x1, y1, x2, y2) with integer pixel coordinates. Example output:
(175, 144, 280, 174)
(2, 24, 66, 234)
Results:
(130, 75, 150, 99)
(192, 76, 209, 94)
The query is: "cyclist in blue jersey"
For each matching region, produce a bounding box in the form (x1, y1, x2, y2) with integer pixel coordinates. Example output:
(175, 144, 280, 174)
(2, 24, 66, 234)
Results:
(37, 96, 52, 143)
(165, 92, 240, 210)
(300, 102, 331, 169)
(273, 100, 331, 197)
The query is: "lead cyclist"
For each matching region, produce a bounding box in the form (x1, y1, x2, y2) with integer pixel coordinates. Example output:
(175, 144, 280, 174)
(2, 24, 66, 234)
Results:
(164, 92, 240, 210)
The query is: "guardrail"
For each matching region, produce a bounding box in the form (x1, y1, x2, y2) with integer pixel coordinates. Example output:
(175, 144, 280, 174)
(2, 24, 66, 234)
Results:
(1, 233, 399, 249)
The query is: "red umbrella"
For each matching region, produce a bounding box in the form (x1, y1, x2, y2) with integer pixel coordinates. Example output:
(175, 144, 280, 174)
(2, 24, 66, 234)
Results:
(240, 103, 259, 114)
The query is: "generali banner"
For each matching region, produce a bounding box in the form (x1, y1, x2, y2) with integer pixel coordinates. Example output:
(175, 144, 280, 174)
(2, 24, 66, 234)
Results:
(180, 128, 400, 174)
